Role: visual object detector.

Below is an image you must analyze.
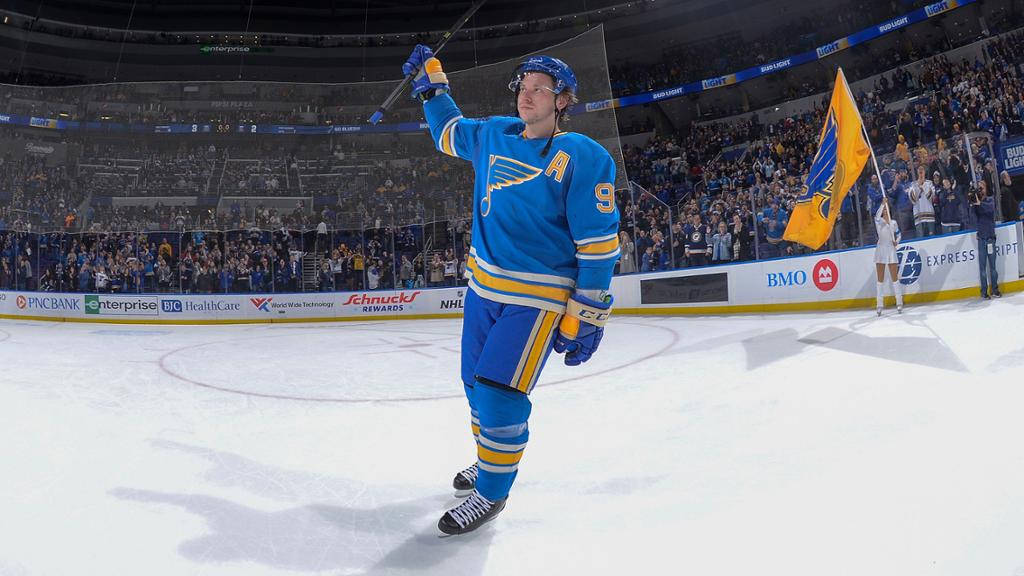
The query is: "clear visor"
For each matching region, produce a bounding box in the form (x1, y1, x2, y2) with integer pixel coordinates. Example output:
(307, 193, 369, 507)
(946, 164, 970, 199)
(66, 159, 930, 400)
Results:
(508, 72, 559, 96)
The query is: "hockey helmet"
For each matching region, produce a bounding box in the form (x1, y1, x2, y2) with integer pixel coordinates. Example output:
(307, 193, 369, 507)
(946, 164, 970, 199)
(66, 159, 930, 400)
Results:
(508, 55, 578, 97)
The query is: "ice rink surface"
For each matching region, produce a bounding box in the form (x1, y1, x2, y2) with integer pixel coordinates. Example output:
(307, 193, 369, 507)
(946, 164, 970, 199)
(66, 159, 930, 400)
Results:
(2, 295, 1024, 576)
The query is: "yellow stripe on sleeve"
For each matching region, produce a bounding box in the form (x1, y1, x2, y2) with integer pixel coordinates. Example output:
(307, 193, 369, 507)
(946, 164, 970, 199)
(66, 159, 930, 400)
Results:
(577, 237, 620, 255)
(440, 122, 456, 157)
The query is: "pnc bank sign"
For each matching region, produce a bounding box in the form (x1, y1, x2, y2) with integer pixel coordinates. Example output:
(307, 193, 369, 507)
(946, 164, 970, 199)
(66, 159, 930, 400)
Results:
(16, 295, 81, 311)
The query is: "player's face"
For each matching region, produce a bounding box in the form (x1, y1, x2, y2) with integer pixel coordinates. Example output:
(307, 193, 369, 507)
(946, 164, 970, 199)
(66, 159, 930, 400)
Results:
(517, 72, 561, 125)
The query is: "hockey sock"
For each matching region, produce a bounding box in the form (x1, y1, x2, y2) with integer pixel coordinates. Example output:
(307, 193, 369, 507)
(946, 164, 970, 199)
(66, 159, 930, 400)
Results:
(876, 281, 884, 309)
(893, 279, 904, 307)
(464, 383, 479, 441)
(473, 381, 532, 502)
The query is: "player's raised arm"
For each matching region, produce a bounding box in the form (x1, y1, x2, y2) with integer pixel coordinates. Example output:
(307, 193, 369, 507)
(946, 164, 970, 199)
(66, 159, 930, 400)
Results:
(404, 44, 485, 162)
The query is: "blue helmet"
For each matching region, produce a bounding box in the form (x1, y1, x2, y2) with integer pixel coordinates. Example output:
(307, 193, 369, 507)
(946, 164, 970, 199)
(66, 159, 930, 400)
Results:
(509, 55, 578, 96)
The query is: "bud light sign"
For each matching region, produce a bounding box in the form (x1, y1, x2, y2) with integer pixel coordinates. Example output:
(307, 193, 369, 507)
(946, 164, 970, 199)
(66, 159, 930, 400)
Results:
(999, 137, 1024, 176)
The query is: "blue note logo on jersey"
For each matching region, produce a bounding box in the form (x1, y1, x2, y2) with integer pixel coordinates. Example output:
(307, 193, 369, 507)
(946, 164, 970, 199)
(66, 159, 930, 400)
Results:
(482, 154, 543, 217)
(796, 108, 842, 220)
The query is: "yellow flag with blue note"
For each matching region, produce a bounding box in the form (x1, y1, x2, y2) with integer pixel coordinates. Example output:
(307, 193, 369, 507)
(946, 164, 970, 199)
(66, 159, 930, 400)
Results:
(783, 68, 870, 250)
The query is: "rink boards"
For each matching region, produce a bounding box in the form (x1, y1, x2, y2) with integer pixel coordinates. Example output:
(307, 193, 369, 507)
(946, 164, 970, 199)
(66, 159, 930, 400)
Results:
(0, 224, 1021, 323)
(612, 222, 1024, 315)
(0, 286, 469, 324)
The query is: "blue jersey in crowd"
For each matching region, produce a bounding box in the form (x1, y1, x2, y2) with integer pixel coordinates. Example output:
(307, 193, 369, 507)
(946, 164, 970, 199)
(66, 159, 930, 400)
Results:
(423, 92, 620, 313)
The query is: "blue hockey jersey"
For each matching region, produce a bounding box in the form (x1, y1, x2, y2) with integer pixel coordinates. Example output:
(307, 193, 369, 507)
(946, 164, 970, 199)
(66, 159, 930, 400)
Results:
(423, 92, 620, 313)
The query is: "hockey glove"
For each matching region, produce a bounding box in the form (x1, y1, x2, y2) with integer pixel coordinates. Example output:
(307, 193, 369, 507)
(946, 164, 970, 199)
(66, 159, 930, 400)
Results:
(553, 292, 613, 366)
(402, 44, 449, 100)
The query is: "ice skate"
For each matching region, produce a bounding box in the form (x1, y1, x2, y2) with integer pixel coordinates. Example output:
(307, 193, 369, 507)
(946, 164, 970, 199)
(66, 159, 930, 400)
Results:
(438, 490, 506, 536)
(452, 463, 478, 497)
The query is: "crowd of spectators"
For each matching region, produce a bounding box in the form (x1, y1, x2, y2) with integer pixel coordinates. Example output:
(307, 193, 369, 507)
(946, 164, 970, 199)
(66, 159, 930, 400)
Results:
(0, 152, 82, 232)
(612, 29, 1024, 274)
(0, 222, 472, 293)
(75, 150, 475, 233)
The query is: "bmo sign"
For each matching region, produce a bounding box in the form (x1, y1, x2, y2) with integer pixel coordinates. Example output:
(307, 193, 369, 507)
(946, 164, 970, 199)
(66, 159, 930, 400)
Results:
(766, 258, 838, 291)
(766, 269, 807, 288)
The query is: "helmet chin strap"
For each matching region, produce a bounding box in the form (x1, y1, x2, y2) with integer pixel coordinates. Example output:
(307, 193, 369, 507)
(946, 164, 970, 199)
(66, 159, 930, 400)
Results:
(540, 101, 563, 158)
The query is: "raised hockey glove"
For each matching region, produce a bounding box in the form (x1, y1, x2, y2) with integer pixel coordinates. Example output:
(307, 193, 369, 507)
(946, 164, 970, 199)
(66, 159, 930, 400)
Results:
(553, 292, 613, 366)
(402, 44, 449, 100)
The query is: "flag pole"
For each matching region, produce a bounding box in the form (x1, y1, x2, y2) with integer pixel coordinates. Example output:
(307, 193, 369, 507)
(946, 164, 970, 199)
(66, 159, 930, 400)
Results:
(863, 123, 888, 199)
(839, 65, 888, 201)
(862, 119, 891, 225)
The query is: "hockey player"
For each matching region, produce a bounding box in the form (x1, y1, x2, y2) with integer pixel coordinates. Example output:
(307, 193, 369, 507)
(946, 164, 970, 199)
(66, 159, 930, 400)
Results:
(402, 45, 621, 535)
(874, 197, 904, 315)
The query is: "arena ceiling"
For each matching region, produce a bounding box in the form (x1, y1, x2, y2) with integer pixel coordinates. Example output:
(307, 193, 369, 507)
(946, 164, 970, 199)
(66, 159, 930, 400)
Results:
(6, 0, 634, 35)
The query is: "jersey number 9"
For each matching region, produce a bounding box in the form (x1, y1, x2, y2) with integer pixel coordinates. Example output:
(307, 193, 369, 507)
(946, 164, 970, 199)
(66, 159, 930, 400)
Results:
(595, 184, 615, 214)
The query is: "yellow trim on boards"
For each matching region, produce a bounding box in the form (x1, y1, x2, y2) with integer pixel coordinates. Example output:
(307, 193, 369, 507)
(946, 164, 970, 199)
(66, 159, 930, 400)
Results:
(615, 278, 1024, 316)
(1, 279, 1021, 325)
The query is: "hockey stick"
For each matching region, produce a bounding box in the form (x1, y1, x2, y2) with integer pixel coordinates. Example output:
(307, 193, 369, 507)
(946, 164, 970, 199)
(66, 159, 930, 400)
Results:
(368, 0, 488, 125)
